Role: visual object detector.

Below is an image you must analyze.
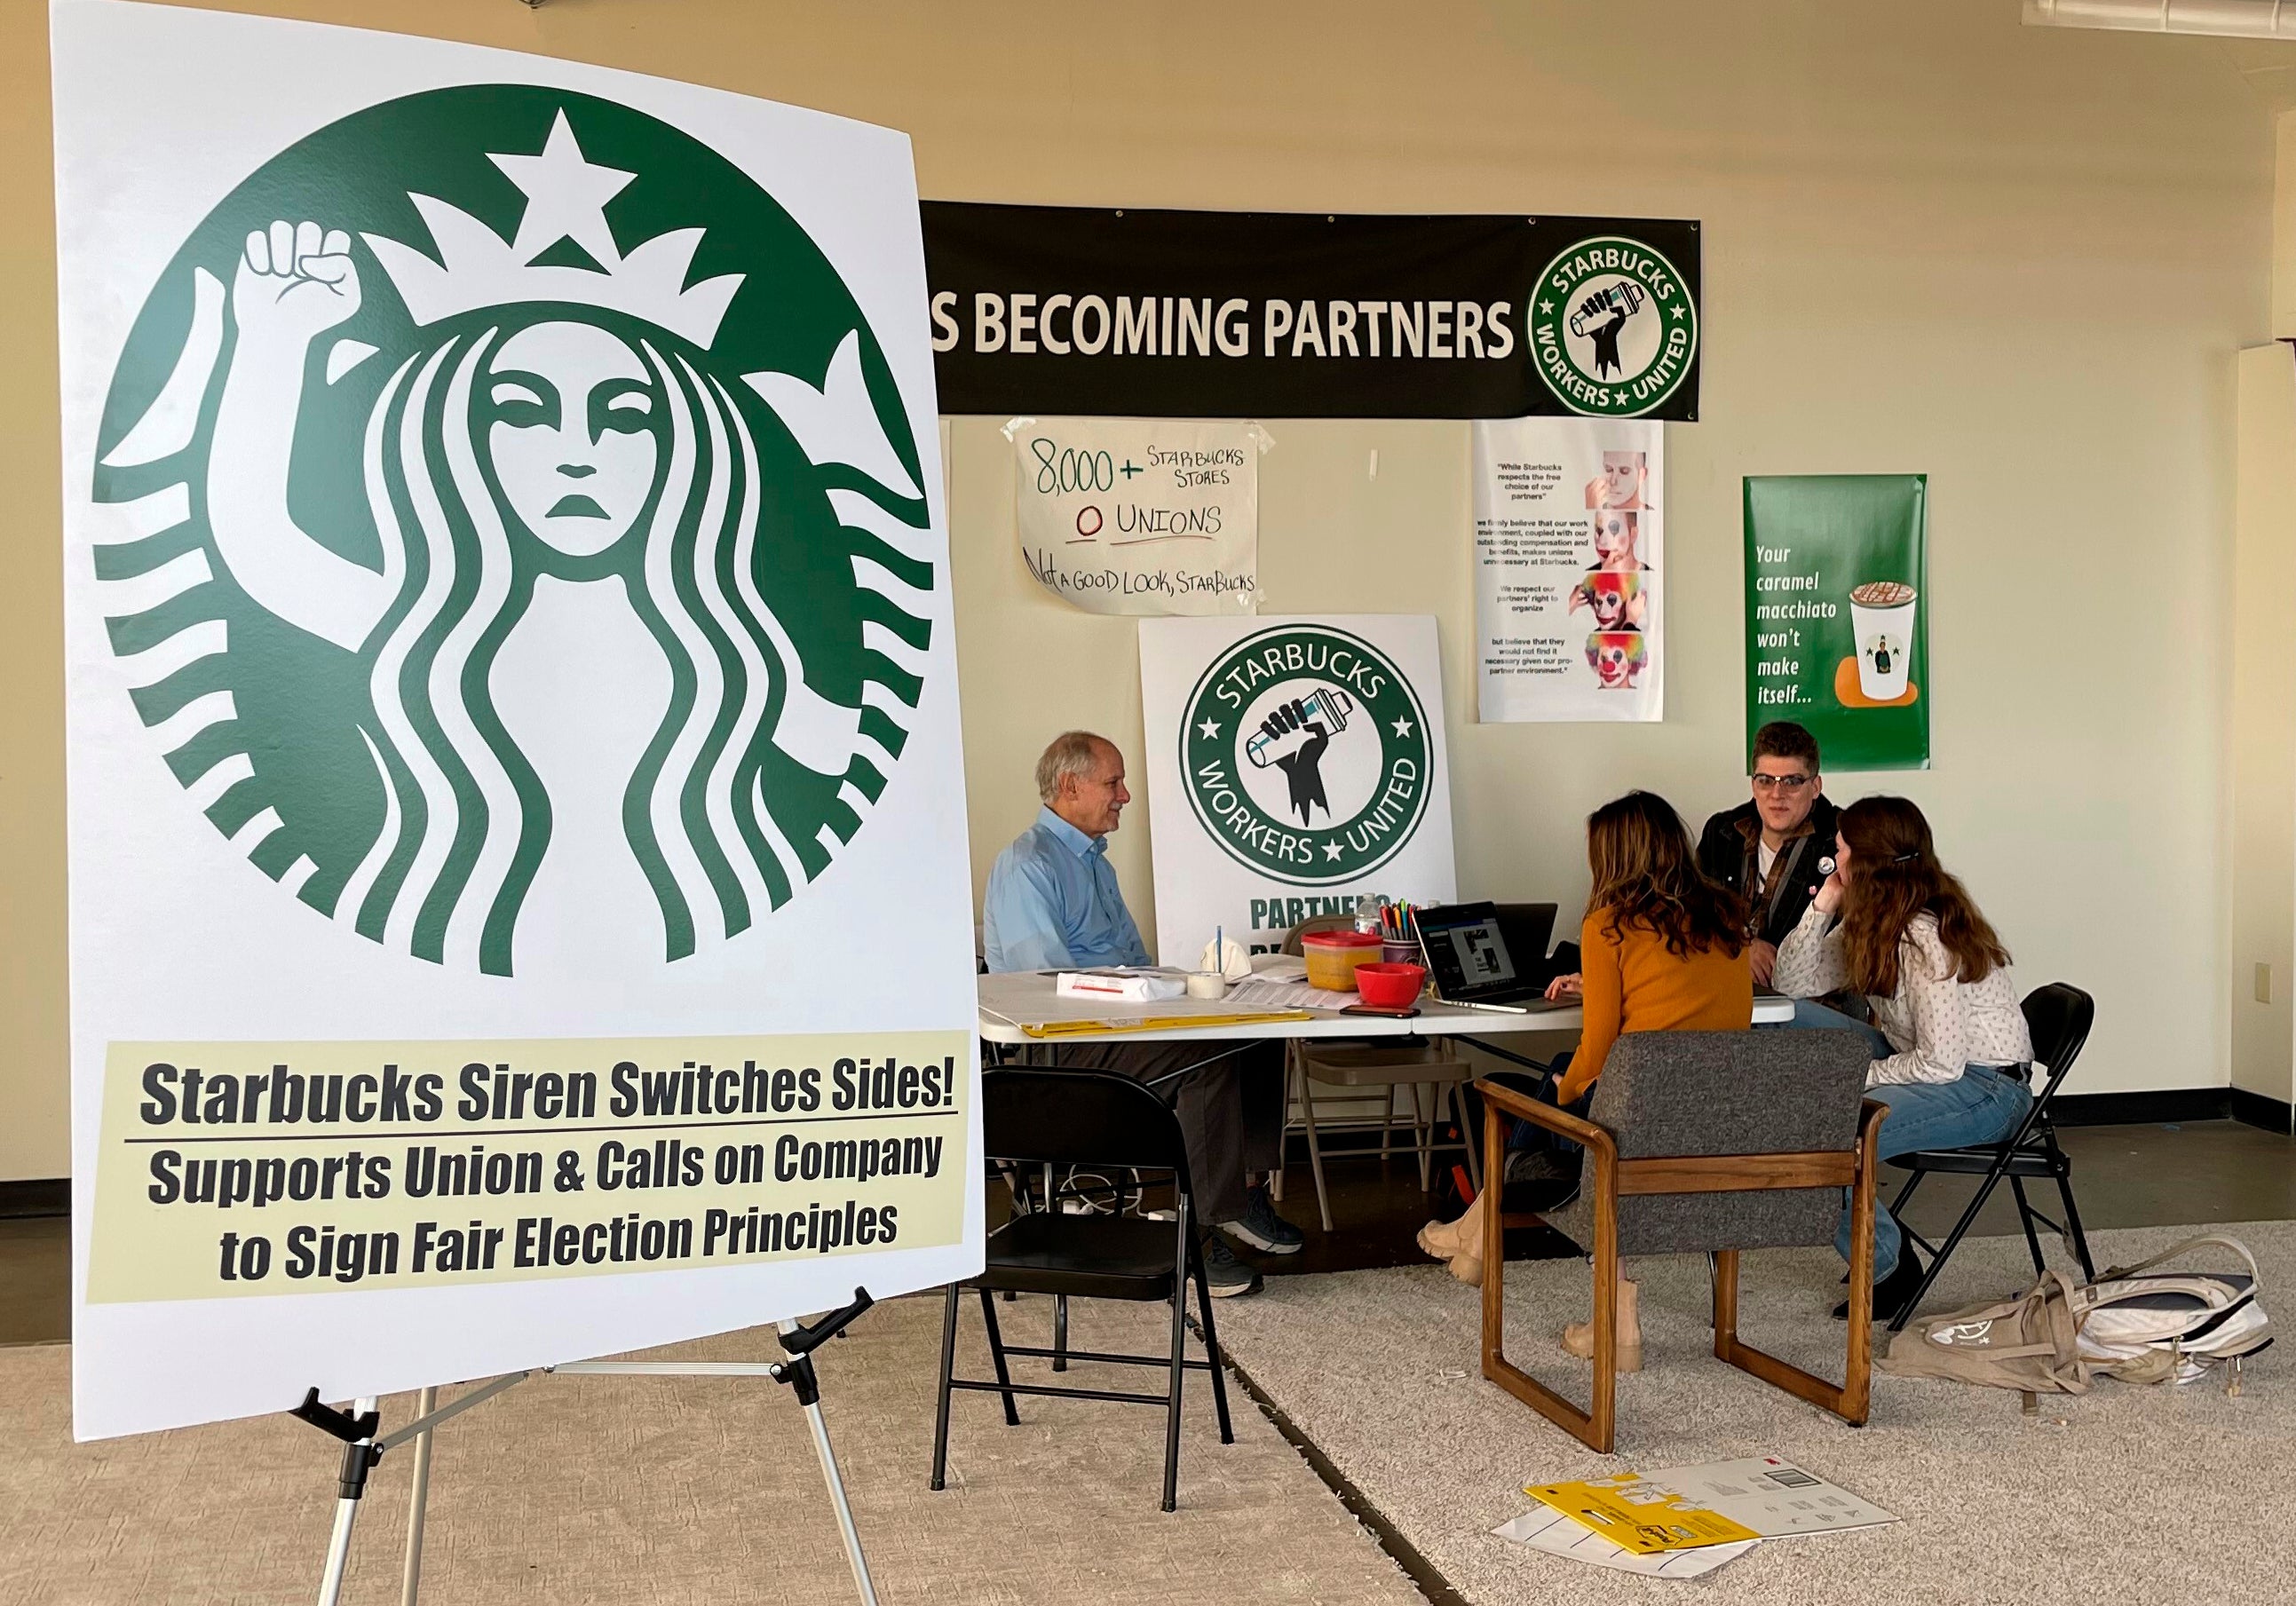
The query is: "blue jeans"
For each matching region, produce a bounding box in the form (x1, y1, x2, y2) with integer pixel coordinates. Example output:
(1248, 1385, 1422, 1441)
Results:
(1761, 997, 1889, 1051)
(1768, 1000, 2032, 1279)
(1842, 1068, 2032, 1280)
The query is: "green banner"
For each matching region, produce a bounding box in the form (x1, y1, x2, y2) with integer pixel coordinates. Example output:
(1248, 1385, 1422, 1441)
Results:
(1742, 475, 1928, 771)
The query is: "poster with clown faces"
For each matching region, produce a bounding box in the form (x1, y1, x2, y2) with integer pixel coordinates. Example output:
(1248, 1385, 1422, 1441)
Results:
(53, 0, 978, 1438)
(1471, 417, 1664, 723)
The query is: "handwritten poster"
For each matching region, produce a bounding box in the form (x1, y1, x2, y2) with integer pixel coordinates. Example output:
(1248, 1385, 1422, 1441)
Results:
(1011, 415, 1261, 614)
(1472, 417, 1664, 722)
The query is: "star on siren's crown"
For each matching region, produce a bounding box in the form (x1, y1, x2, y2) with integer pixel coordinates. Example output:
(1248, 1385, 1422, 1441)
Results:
(360, 110, 743, 349)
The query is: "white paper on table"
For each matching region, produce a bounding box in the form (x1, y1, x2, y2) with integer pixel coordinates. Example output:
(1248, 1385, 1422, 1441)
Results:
(1598, 1457, 1897, 1539)
(1226, 977, 1356, 1011)
(1492, 1507, 1755, 1578)
(1055, 969, 1188, 1003)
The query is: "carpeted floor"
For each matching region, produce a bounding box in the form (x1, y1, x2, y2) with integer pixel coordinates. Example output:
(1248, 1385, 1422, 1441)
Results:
(0, 1291, 1418, 1606)
(1208, 1221, 2293, 1605)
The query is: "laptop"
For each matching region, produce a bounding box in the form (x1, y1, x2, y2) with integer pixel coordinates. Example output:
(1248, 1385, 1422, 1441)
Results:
(1414, 900, 1570, 1014)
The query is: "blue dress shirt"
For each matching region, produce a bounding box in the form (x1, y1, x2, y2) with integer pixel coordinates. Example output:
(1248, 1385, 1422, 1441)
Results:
(982, 807, 1152, 973)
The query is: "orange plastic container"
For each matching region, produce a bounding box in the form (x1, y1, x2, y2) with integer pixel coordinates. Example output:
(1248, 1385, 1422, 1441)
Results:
(1302, 929, 1383, 990)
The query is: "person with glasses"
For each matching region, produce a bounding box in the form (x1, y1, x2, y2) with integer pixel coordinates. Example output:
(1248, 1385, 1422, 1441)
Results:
(982, 732, 1302, 1296)
(1696, 721, 1839, 989)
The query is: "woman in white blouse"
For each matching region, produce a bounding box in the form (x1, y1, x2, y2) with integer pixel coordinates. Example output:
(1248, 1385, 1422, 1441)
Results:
(1774, 795, 2034, 1322)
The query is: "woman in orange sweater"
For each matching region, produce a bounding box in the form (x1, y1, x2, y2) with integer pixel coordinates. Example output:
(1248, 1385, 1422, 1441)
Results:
(1420, 792, 1751, 1365)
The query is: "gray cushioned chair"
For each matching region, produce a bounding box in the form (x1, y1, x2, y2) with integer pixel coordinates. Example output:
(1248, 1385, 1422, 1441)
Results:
(1478, 1028, 1885, 1453)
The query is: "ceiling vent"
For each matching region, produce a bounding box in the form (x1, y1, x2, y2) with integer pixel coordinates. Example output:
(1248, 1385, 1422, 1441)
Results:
(2025, 1, 2296, 38)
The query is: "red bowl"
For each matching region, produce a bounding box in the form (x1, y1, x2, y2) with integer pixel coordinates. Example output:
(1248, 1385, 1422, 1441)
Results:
(1352, 962, 1426, 1009)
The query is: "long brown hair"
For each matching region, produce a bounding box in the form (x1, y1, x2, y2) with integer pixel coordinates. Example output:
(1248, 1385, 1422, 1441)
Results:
(1836, 795, 2010, 995)
(1587, 791, 1748, 958)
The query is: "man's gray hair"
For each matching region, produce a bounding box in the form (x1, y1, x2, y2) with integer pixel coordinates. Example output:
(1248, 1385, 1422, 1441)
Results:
(1036, 731, 1110, 804)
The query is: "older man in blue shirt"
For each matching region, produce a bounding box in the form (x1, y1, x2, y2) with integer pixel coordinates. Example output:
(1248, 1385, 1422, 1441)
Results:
(984, 732, 1299, 1295)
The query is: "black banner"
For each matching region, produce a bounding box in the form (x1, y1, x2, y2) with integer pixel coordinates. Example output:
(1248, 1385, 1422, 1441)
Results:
(921, 203, 1700, 421)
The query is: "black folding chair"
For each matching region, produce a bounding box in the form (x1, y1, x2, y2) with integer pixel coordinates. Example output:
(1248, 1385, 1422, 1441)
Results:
(930, 1067, 1235, 1513)
(1884, 982, 2097, 1332)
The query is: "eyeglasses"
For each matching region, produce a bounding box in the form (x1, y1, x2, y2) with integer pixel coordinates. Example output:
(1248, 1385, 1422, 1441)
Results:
(1751, 773, 1813, 792)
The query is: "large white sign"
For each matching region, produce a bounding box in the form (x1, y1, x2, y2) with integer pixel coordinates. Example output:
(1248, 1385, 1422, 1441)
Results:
(1139, 616, 1457, 960)
(1012, 416, 1261, 615)
(1474, 417, 1665, 722)
(54, 1, 979, 1439)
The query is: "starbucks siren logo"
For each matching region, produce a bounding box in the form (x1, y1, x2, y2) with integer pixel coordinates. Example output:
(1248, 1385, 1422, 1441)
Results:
(89, 88, 935, 977)
(1181, 626, 1431, 886)
(1528, 234, 1698, 418)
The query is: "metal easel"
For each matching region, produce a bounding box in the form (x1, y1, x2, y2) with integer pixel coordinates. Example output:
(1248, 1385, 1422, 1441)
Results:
(294, 1288, 881, 1606)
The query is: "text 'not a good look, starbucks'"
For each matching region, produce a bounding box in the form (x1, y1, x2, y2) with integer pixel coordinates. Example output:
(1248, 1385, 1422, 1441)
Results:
(87, 1032, 970, 1303)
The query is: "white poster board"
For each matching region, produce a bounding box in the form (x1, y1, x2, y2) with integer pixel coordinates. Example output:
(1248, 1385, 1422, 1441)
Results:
(1139, 616, 1457, 960)
(1011, 416, 1262, 614)
(54, 0, 978, 1439)
(1474, 417, 1665, 722)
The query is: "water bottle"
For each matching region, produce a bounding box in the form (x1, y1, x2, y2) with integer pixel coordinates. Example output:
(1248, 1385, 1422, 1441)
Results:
(1354, 895, 1381, 935)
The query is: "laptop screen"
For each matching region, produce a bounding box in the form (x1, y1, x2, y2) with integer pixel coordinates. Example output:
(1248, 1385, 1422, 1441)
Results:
(1416, 902, 1520, 1001)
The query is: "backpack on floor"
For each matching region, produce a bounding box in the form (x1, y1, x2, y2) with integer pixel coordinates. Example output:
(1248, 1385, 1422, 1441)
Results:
(1880, 1233, 2272, 1396)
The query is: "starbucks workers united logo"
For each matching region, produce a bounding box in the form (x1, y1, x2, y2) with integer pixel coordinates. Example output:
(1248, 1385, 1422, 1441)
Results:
(1528, 234, 1698, 418)
(1182, 626, 1431, 886)
(90, 89, 936, 976)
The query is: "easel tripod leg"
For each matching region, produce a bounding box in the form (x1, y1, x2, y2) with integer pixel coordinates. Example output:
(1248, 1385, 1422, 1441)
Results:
(400, 1384, 438, 1606)
(781, 1319, 880, 1606)
(314, 1396, 377, 1606)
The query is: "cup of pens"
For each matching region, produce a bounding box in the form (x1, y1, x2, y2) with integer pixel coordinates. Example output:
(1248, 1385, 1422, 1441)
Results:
(1377, 899, 1421, 965)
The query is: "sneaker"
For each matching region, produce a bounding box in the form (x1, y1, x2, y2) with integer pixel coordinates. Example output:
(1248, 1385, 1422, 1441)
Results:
(1216, 1184, 1305, 1255)
(1834, 1249, 1925, 1322)
(1503, 1150, 1582, 1214)
(1198, 1235, 1263, 1297)
(1502, 1150, 1577, 1186)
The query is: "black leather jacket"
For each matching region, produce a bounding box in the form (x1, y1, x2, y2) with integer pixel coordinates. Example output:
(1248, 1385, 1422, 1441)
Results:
(1696, 795, 1839, 949)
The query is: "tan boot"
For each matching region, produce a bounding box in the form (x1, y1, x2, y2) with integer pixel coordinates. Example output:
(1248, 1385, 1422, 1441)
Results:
(1446, 1247, 1484, 1287)
(1561, 1278, 1643, 1372)
(1417, 1196, 1483, 1261)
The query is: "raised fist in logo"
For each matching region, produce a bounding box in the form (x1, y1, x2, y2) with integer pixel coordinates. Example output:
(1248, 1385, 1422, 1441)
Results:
(232, 218, 362, 347)
(1257, 698, 1332, 826)
(1572, 289, 1631, 380)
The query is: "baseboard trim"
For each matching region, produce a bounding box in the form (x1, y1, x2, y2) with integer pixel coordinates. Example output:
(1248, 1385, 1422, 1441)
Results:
(2230, 1088, 2295, 1135)
(2049, 1087, 2293, 1133)
(0, 1179, 68, 1219)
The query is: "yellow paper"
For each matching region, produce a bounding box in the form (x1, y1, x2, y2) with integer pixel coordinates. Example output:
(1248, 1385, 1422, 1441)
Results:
(1525, 1480, 1762, 1555)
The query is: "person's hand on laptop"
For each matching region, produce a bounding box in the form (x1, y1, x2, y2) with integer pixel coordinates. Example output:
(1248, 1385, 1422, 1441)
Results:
(1543, 972, 1582, 1001)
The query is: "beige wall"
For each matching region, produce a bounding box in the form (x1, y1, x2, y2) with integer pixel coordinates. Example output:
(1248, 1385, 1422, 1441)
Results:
(2231, 341, 2296, 1112)
(0, 0, 2274, 1175)
(2230, 100, 2296, 1118)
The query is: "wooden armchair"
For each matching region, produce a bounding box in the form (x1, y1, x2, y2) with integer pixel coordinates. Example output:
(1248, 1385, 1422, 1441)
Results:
(1477, 1029, 1886, 1453)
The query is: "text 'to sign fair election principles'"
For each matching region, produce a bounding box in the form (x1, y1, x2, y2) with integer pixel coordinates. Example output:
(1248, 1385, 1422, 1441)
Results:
(53, 1, 978, 1438)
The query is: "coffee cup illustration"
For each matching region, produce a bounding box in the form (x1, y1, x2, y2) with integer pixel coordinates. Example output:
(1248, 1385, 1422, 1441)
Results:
(1849, 580, 1916, 701)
